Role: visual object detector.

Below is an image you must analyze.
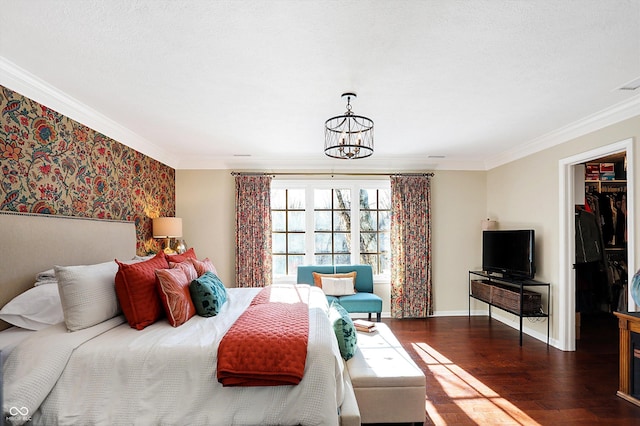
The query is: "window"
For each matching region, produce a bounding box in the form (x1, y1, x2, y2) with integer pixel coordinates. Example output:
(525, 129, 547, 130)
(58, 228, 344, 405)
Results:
(271, 180, 390, 280)
(314, 188, 352, 266)
(271, 188, 306, 276)
(358, 188, 391, 274)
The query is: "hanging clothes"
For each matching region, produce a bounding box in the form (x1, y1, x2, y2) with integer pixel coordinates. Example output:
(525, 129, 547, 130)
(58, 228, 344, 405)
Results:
(598, 193, 615, 245)
(614, 192, 626, 247)
(575, 207, 603, 264)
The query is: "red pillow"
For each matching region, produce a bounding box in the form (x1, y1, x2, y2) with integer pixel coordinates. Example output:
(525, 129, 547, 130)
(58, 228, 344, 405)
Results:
(155, 268, 196, 327)
(166, 247, 197, 263)
(189, 257, 217, 277)
(115, 252, 169, 330)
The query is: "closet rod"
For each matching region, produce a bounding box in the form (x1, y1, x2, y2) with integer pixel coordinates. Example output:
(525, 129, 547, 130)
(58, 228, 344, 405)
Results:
(230, 171, 435, 177)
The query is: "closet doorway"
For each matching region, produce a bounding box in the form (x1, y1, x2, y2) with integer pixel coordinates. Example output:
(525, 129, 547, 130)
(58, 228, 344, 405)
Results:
(558, 138, 635, 352)
(575, 152, 628, 350)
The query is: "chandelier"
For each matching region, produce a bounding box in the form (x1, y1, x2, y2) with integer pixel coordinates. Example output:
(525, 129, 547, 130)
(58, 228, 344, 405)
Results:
(324, 92, 374, 159)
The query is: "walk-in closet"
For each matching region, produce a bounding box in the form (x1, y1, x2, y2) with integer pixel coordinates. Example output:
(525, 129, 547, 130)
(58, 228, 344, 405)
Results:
(575, 151, 627, 345)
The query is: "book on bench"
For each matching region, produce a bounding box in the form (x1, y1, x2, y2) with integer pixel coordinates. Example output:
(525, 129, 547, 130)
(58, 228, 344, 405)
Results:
(353, 319, 377, 333)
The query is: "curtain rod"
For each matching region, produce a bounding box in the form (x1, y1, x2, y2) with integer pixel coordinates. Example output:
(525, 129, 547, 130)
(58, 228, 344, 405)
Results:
(230, 172, 434, 177)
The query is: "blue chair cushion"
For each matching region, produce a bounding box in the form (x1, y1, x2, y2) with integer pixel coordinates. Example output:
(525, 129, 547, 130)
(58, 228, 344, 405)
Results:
(338, 292, 383, 313)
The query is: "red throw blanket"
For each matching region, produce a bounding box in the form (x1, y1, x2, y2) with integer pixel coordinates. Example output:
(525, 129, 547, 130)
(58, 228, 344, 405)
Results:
(217, 286, 309, 386)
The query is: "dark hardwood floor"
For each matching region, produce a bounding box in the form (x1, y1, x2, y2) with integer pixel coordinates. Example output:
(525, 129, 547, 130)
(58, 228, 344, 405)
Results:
(383, 313, 640, 425)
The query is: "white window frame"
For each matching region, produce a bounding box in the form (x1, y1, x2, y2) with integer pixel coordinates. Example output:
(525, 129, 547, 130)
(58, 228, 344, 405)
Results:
(271, 179, 391, 284)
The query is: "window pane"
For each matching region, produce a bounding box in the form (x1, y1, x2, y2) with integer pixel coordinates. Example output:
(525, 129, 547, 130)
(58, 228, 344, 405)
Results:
(334, 233, 350, 253)
(380, 233, 390, 252)
(314, 189, 332, 209)
(359, 189, 377, 209)
(379, 211, 391, 231)
(360, 232, 377, 253)
(288, 255, 304, 273)
(333, 189, 351, 209)
(272, 211, 286, 232)
(272, 233, 286, 254)
(288, 211, 305, 232)
(288, 189, 305, 209)
(333, 211, 350, 231)
(380, 253, 390, 274)
(315, 255, 332, 265)
(288, 233, 305, 253)
(335, 254, 351, 265)
(360, 254, 378, 273)
(271, 189, 286, 209)
(314, 210, 331, 231)
(273, 255, 286, 275)
(360, 211, 377, 231)
(379, 189, 391, 210)
(315, 233, 332, 253)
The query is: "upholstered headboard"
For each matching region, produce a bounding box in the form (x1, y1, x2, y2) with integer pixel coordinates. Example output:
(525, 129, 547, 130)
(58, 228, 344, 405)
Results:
(0, 211, 136, 330)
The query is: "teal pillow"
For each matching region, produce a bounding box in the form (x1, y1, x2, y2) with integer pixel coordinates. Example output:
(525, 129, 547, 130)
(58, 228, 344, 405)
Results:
(189, 272, 228, 317)
(329, 302, 358, 360)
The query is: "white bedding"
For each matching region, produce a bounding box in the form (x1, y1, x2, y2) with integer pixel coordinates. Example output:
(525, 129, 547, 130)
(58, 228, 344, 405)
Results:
(3, 286, 345, 426)
(0, 327, 36, 364)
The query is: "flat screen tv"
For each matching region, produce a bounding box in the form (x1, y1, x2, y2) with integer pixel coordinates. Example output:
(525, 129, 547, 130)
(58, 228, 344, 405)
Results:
(482, 229, 535, 280)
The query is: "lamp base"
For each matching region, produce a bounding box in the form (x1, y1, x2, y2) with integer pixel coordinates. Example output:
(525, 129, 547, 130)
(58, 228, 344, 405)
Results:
(162, 238, 177, 255)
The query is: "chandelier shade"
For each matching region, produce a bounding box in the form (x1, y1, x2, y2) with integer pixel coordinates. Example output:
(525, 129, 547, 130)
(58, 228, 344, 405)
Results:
(324, 93, 374, 159)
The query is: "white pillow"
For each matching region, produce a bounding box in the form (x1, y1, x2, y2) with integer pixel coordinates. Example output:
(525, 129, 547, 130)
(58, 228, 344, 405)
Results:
(0, 285, 64, 330)
(321, 277, 356, 296)
(55, 261, 121, 331)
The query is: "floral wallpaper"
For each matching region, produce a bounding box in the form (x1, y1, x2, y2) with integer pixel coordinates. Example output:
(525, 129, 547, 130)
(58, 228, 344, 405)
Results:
(0, 85, 175, 255)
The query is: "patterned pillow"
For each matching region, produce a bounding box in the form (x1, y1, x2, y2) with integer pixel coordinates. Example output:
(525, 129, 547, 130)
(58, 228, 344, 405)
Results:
(329, 302, 358, 360)
(170, 260, 198, 281)
(165, 247, 197, 263)
(189, 272, 228, 317)
(189, 257, 218, 277)
(312, 271, 357, 291)
(115, 252, 169, 330)
(155, 268, 196, 327)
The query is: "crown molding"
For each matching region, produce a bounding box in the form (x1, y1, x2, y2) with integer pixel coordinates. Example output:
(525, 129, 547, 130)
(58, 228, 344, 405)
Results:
(0, 57, 177, 168)
(485, 94, 640, 170)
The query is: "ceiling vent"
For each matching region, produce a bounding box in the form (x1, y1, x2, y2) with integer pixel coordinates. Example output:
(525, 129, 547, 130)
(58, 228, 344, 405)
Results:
(618, 76, 640, 91)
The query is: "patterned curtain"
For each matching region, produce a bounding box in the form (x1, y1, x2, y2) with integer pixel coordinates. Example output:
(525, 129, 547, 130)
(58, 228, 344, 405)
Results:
(390, 175, 432, 318)
(235, 175, 272, 287)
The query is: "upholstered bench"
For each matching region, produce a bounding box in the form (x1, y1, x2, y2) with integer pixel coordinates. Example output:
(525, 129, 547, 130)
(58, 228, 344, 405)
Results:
(346, 323, 426, 425)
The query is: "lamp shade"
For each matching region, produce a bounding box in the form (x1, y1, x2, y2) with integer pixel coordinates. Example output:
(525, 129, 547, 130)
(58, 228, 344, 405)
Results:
(153, 217, 183, 238)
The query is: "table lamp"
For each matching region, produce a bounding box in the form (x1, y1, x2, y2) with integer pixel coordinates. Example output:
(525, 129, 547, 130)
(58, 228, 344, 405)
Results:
(153, 217, 183, 254)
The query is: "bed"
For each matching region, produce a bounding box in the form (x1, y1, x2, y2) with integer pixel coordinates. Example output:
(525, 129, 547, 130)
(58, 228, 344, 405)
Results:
(0, 212, 359, 425)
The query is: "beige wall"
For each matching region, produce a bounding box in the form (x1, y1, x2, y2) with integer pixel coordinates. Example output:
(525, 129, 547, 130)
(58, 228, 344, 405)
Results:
(176, 169, 488, 315)
(487, 114, 640, 346)
(431, 171, 487, 314)
(176, 170, 236, 287)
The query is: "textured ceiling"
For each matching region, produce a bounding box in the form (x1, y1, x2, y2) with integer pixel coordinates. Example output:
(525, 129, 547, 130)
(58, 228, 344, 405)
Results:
(1, 0, 639, 171)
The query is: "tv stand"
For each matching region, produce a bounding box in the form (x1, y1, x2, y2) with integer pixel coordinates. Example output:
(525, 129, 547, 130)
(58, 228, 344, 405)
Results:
(468, 271, 550, 346)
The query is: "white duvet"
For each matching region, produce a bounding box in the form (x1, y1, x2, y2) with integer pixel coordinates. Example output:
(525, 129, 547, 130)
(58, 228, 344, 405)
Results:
(3, 286, 345, 426)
